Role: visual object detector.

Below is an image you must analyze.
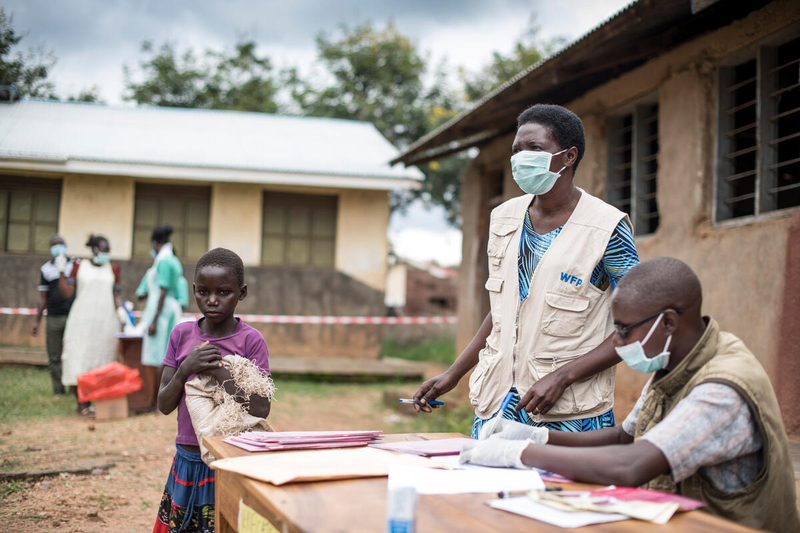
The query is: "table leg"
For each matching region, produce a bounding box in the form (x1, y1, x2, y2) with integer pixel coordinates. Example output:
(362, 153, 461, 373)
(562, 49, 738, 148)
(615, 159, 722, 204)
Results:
(216, 469, 240, 532)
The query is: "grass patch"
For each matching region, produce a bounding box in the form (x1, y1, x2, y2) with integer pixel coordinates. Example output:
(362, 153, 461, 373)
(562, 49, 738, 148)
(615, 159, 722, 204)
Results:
(0, 367, 75, 421)
(381, 338, 455, 366)
(395, 402, 475, 436)
(0, 481, 27, 500)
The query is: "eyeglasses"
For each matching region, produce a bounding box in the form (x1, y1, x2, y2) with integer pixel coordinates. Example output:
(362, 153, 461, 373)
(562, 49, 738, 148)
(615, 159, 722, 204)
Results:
(614, 308, 683, 339)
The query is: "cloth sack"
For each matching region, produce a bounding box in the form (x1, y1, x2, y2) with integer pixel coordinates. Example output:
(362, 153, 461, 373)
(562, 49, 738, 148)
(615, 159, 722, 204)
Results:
(185, 355, 275, 464)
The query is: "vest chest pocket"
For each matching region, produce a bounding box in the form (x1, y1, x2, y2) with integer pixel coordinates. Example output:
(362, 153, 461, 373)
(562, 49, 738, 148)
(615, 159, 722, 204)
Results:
(487, 221, 518, 272)
(541, 291, 591, 337)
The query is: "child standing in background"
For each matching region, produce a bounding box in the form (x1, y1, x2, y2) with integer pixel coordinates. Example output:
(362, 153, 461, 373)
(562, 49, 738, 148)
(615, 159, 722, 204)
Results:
(154, 248, 271, 533)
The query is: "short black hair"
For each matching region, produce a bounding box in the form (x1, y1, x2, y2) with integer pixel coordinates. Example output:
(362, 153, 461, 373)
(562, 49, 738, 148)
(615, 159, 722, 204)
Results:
(195, 247, 245, 286)
(85, 234, 108, 249)
(151, 225, 173, 245)
(517, 104, 586, 172)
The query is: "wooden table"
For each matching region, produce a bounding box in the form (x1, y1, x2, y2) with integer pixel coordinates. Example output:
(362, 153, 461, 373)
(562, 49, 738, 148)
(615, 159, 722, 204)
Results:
(205, 434, 757, 533)
(117, 333, 159, 413)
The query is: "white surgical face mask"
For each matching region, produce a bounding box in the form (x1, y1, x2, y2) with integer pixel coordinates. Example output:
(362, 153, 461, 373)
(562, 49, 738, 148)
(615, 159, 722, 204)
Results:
(510, 149, 567, 195)
(615, 313, 672, 374)
(94, 251, 111, 266)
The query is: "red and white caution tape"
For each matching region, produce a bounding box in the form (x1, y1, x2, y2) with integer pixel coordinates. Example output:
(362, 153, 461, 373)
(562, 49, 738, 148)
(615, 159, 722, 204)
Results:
(0, 307, 457, 325)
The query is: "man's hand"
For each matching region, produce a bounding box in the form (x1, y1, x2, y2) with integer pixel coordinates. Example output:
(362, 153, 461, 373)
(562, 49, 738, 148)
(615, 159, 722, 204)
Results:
(148, 321, 157, 336)
(460, 438, 531, 469)
(412, 370, 459, 413)
(479, 418, 549, 443)
(179, 342, 222, 377)
(30, 323, 39, 336)
(517, 370, 569, 416)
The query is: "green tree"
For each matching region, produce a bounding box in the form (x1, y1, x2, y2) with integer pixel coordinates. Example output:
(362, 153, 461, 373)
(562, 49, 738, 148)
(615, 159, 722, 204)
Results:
(0, 8, 57, 98)
(124, 40, 278, 113)
(288, 22, 429, 147)
(461, 16, 566, 102)
(290, 22, 469, 224)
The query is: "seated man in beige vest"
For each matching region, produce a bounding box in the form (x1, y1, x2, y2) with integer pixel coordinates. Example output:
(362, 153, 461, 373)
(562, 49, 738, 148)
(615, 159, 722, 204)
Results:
(461, 257, 799, 532)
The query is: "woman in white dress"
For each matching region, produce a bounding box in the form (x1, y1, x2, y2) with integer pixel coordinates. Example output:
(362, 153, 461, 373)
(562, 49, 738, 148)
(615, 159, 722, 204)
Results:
(58, 235, 122, 413)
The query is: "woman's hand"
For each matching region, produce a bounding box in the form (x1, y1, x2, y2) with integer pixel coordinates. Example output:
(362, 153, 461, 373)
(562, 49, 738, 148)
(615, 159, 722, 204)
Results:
(148, 321, 157, 336)
(412, 370, 460, 413)
(517, 370, 569, 416)
(178, 342, 222, 378)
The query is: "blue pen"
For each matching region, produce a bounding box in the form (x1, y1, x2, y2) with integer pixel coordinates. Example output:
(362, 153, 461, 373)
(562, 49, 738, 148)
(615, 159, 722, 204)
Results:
(398, 398, 444, 406)
(497, 391, 514, 416)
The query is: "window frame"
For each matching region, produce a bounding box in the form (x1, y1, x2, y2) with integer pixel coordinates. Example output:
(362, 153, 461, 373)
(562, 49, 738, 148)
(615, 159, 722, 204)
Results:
(713, 23, 800, 227)
(0, 176, 62, 254)
(606, 96, 660, 236)
(132, 183, 211, 260)
(261, 191, 338, 268)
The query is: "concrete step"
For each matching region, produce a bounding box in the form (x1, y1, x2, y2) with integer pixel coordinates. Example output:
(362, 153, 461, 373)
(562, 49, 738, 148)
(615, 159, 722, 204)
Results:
(0, 347, 425, 382)
(0, 347, 47, 365)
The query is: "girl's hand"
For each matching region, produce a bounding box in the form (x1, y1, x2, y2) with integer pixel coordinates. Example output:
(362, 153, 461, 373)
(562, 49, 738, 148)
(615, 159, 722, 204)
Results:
(148, 321, 157, 336)
(179, 341, 222, 377)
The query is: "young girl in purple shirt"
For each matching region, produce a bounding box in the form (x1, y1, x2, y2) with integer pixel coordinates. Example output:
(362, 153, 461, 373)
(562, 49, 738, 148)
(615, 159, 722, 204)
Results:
(153, 248, 271, 533)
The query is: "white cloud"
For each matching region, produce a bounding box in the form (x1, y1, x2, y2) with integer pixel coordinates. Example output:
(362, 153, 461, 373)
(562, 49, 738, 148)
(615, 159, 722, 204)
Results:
(389, 228, 462, 267)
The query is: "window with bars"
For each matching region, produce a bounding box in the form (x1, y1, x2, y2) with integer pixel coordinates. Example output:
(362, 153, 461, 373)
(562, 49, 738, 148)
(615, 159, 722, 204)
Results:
(132, 183, 211, 260)
(0, 177, 61, 254)
(607, 104, 660, 235)
(261, 192, 337, 268)
(716, 35, 800, 222)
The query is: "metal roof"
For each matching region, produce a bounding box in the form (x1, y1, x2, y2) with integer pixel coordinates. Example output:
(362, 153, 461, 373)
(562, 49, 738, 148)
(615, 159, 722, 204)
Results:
(0, 99, 424, 185)
(393, 0, 772, 166)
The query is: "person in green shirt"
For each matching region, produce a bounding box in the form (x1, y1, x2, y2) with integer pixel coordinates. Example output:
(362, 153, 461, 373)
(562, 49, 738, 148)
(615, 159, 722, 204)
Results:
(136, 225, 188, 397)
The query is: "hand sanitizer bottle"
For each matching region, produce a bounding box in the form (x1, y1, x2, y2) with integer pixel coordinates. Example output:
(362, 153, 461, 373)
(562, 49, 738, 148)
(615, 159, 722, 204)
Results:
(386, 486, 417, 533)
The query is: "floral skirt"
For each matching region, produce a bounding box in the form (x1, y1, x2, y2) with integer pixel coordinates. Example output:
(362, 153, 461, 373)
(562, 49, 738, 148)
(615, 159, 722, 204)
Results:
(153, 445, 215, 533)
(470, 388, 615, 438)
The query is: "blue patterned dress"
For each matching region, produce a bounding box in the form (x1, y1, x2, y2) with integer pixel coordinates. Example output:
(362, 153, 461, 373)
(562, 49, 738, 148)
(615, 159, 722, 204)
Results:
(471, 211, 639, 438)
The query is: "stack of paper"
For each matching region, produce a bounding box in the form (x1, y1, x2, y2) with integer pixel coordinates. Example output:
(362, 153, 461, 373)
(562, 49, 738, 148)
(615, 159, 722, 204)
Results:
(224, 430, 382, 452)
(370, 438, 473, 457)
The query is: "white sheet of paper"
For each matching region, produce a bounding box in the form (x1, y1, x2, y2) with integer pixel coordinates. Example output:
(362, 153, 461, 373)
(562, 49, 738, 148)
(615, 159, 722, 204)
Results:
(488, 497, 628, 528)
(388, 461, 544, 495)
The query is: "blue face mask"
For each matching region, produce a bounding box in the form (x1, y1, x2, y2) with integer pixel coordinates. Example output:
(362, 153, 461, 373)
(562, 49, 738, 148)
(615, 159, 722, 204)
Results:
(50, 244, 67, 258)
(511, 149, 567, 195)
(150, 248, 158, 259)
(94, 252, 111, 266)
(614, 313, 672, 373)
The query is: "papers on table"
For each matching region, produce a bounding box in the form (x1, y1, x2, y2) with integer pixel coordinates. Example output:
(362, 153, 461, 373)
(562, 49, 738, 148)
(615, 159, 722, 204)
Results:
(488, 496, 628, 528)
(388, 459, 544, 495)
(211, 447, 443, 485)
(223, 430, 382, 452)
(370, 438, 473, 457)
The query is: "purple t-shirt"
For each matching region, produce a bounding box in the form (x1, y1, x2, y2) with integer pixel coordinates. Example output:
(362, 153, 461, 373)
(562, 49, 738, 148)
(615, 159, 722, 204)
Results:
(163, 318, 270, 447)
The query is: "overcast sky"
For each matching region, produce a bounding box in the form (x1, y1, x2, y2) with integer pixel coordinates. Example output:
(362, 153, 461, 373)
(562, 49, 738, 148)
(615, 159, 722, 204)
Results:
(5, 0, 632, 264)
(6, 0, 631, 104)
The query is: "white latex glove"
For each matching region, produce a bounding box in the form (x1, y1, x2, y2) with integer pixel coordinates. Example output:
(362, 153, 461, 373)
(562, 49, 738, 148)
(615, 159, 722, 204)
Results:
(54, 254, 67, 273)
(460, 438, 532, 469)
(479, 418, 549, 444)
(115, 306, 130, 326)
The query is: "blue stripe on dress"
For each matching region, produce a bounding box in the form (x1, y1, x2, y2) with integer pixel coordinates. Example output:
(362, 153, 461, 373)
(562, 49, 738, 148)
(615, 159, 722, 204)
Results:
(518, 213, 639, 301)
(470, 388, 615, 438)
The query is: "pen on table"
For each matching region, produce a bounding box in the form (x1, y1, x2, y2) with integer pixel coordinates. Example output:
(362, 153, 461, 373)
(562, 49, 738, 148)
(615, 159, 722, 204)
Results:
(398, 398, 444, 406)
(498, 487, 563, 498)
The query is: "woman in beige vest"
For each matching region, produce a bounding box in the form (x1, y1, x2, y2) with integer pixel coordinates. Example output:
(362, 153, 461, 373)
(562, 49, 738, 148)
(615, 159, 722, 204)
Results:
(413, 104, 639, 438)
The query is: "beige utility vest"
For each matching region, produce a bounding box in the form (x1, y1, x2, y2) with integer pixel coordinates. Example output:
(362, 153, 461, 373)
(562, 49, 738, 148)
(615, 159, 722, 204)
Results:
(469, 190, 627, 420)
(635, 318, 800, 533)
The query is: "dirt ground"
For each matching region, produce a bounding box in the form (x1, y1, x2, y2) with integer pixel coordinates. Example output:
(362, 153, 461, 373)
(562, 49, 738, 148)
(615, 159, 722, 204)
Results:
(0, 383, 425, 533)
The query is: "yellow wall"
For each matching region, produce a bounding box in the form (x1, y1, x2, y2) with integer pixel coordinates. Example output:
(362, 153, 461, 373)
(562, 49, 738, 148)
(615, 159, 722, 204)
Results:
(55, 177, 391, 291)
(209, 183, 263, 266)
(59, 174, 135, 259)
(336, 189, 390, 291)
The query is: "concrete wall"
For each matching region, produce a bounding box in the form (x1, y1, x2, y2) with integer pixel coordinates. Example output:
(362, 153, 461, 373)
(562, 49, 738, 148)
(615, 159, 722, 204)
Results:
(457, 0, 800, 424)
(59, 174, 135, 260)
(0, 253, 386, 358)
